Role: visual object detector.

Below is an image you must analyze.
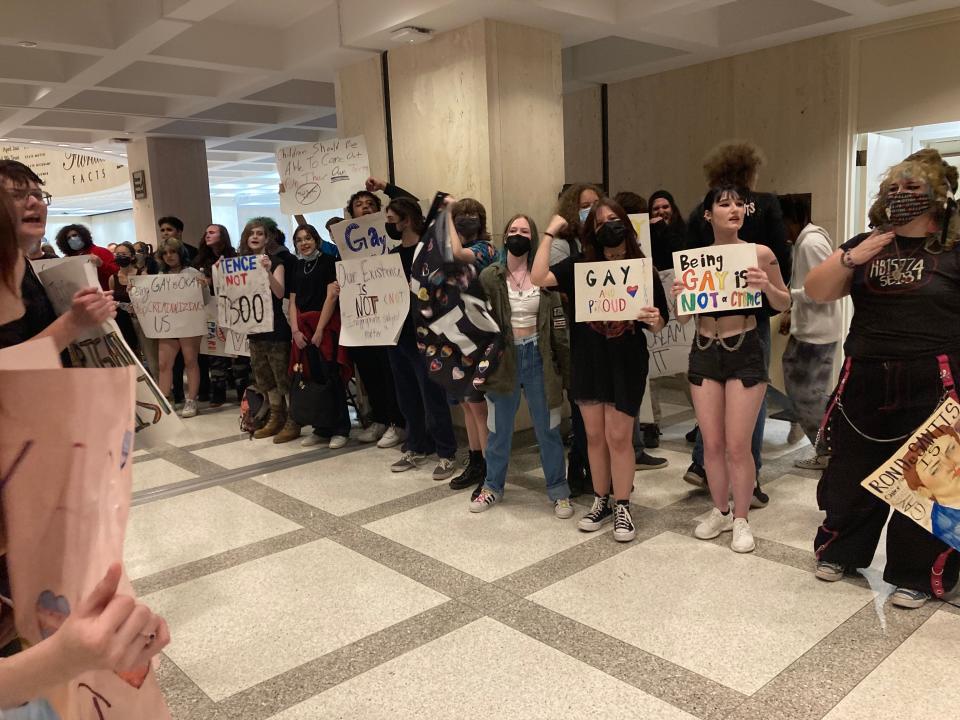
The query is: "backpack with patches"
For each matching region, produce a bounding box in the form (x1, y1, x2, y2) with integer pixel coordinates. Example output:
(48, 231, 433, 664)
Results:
(239, 386, 269, 437)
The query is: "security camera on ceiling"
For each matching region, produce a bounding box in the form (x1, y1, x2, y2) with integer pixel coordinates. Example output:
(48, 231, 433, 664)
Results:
(390, 26, 433, 44)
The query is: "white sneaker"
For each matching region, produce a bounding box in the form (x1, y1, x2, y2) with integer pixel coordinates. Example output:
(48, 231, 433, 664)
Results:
(694, 507, 734, 540)
(357, 422, 386, 443)
(377, 425, 404, 448)
(180, 399, 198, 418)
(469, 487, 499, 513)
(301, 434, 326, 447)
(731, 518, 755, 553)
(328, 435, 348, 449)
(554, 498, 574, 519)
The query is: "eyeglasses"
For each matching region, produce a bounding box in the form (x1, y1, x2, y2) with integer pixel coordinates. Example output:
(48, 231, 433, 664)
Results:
(4, 187, 53, 206)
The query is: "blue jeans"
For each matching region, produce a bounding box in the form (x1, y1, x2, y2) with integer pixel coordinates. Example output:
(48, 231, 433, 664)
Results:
(693, 319, 772, 473)
(2, 699, 59, 719)
(483, 337, 570, 501)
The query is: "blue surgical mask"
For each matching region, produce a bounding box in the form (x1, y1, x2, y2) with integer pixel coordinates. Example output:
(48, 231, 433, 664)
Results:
(578, 207, 590, 224)
(67, 235, 84, 251)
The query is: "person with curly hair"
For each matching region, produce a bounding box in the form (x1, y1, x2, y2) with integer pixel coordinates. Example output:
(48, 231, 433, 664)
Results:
(55, 223, 118, 290)
(807, 148, 960, 608)
(550, 183, 603, 265)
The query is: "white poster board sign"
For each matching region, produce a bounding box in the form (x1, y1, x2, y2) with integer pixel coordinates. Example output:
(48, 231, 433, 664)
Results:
(212, 255, 274, 335)
(37, 261, 183, 447)
(336, 254, 410, 346)
(672, 243, 760, 316)
(628, 213, 652, 259)
(574, 258, 654, 322)
(200, 302, 250, 358)
(329, 211, 396, 259)
(128, 273, 206, 339)
(644, 270, 695, 379)
(276, 135, 369, 214)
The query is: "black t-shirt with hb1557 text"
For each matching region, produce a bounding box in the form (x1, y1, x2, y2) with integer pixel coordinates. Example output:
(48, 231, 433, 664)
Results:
(840, 232, 960, 360)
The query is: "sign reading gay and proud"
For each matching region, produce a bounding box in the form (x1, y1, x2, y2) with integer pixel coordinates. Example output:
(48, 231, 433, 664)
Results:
(128, 272, 206, 339)
(330, 211, 396, 259)
(574, 258, 654, 322)
(276, 135, 369, 214)
(336, 254, 410, 346)
(672, 244, 760, 316)
(212, 255, 274, 335)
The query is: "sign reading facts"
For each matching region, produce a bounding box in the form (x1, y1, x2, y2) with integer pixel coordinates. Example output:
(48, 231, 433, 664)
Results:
(336, 254, 410, 346)
(1, 143, 128, 197)
(672, 244, 760, 316)
(330, 210, 396, 260)
(276, 135, 369, 214)
(212, 255, 274, 335)
(574, 258, 654, 322)
(127, 273, 206, 339)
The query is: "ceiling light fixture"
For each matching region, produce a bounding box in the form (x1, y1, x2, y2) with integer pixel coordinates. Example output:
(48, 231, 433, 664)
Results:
(389, 26, 433, 44)
(17, 41, 38, 48)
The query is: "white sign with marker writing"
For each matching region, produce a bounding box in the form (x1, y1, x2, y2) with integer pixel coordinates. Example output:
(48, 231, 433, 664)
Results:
(329, 211, 396, 260)
(276, 135, 369, 214)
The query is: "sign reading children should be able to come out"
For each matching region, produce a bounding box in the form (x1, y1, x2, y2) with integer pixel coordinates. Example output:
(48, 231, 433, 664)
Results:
(329, 210, 396, 260)
(574, 258, 654, 322)
(276, 135, 369, 215)
(672, 243, 760, 316)
(212, 255, 274, 335)
(336, 254, 410, 346)
(128, 273, 206, 339)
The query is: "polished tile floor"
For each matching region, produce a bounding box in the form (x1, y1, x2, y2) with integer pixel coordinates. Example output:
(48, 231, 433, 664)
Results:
(127, 390, 960, 720)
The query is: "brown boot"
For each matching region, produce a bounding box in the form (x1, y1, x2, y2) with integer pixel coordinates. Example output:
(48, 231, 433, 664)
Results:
(273, 415, 301, 444)
(254, 404, 285, 439)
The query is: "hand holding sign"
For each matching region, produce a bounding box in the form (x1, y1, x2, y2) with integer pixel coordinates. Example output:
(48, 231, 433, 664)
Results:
(336, 255, 410, 346)
(212, 255, 274, 335)
(329, 211, 395, 260)
(276, 135, 370, 214)
(672, 244, 760, 316)
(574, 258, 654, 322)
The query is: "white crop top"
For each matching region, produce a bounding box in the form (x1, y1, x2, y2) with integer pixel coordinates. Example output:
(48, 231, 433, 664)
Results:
(508, 286, 540, 329)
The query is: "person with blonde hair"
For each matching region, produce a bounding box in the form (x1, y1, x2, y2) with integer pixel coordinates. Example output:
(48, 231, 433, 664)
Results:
(807, 149, 960, 608)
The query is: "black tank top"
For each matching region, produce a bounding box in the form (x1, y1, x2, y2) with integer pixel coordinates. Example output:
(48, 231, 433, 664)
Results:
(112, 272, 132, 304)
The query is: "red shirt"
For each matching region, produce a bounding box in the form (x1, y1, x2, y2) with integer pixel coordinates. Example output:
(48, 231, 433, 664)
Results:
(81, 245, 119, 290)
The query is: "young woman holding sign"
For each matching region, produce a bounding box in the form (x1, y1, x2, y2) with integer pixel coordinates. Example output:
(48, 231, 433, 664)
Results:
(806, 149, 960, 608)
(672, 186, 790, 553)
(155, 237, 204, 418)
(533, 198, 669, 542)
(108, 241, 142, 357)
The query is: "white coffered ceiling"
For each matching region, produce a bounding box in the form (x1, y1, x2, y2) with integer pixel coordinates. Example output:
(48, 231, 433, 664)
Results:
(0, 0, 956, 206)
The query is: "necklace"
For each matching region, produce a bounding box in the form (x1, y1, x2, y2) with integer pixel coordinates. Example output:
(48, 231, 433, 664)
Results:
(888, 235, 924, 283)
(302, 256, 319, 275)
(508, 267, 529, 297)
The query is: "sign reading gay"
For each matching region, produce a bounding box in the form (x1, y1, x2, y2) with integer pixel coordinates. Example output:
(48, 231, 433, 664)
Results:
(212, 255, 274, 335)
(330, 210, 395, 259)
(672, 244, 760, 316)
(276, 135, 369, 214)
(336, 254, 410, 346)
(128, 272, 206, 339)
(574, 258, 653, 322)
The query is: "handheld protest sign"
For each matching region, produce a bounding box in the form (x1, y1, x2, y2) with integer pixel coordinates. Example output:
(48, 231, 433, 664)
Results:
(276, 135, 369, 214)
(672, 243, 760, 316)
(574, 258, 654, 322)
(643, 269, 695, 378)
(330, 211, 395, 259)
(213, 255, 274, 335)
(128, 273, 206, 339)
(628, 213, 652, 259)
(200, 301, 249, 357)
(336, 254, 410, 346)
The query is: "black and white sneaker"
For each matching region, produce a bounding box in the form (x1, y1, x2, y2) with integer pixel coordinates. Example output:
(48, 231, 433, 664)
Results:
(635, 451, 668, 471)
(613, 503, 636, 542)
(577, 495, 613, 532)
(751, 483, 769, 509)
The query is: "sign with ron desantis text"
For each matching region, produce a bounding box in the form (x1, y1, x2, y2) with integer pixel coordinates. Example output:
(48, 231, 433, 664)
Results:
(212, 255, 274, 335)
(574, 258, 654, 322)
(336, 254, 410, 346)
(330, 211, 396, 260)
(672, 244, 760, 316)
(276, 135, 369, 215)
(128, 272, 206, 339)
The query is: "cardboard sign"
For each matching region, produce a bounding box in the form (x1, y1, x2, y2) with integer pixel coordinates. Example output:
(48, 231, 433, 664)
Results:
(276, 135, 369, 214)
(861, 397, 960, 551)
(628, 213, 652, 259)
(336, 254, 410, 346)
(37, 261, 184, 448)
(200, 302, 250, 358)
(574, 258, 654, 322)
(329, 211, 396, 259)
(643, 269, 694, 378)
(672, 243, 760, 316)
(128, 272, 206, 339)
(212, 255, 274, 335)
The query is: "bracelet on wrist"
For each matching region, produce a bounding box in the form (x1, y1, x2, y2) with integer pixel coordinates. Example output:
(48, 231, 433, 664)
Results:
(840, 250, 857, 270)
(543, 232, 554, 239)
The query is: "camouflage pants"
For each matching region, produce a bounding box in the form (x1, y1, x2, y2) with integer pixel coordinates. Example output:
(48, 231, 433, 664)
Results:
(249, 339, 291, 396)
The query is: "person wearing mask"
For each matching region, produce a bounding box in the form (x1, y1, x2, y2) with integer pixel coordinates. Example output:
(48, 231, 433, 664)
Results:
(682, 142, 790, 508)
(108, 241, 142, 357)
(193, 224, 249, 407)
(382, 197, 460, 480)
(470, 213, 573, 516)
(155, 238, 203, 419)
(534, 198, 669, 542)
(288, 223, 352, 449)
(54, 224, 118, 291)
(673, 186, 790, 553)
(778, 195, 840, 471)
(806, 149, 960, 608)
(0, 161, 114, 356)
(239, 218, 300, 443)
(133, 241, 160, 275)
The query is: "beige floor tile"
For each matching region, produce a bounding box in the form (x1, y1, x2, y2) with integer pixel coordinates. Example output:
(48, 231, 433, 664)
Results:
(192, 435, 317, 469)
(125, 486, 300, 579)
(823, 611, 960, 719)
(167, 407, 246, 447)
(132, 457, 197, 493)
(761, 418, 810, 460)
(530, 531, 874, 694)
(729, 473, 820, 552)
(660, 419, 697, 444)
(266, 617, 695, 720)
(256, 446, 437, 516)
(364, 486, 604, 581)
(146, 539, 448, 701)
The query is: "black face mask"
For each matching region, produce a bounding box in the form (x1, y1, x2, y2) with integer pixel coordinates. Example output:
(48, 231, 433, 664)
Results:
(504, 234, 531, 257)
(385, 221, 404, 241)
(454, 216, 481, 240)
(115, 255, 133, 268)
(597, 220, 627, 248)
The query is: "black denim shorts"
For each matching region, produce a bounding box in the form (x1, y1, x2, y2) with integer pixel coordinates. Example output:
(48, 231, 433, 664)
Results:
(688, 328, 768, 388)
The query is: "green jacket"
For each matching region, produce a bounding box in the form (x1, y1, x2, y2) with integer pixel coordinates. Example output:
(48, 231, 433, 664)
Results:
(479, 263, 571, 407)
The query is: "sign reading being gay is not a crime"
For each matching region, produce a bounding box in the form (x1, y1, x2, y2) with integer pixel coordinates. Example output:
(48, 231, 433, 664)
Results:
(672, 244, 760, 316)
